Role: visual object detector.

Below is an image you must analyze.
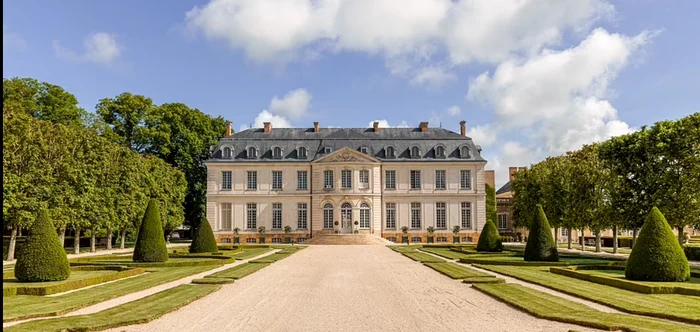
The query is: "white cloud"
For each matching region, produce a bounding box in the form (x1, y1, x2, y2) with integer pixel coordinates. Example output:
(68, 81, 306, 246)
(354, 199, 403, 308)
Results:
(53, 32, 122, 64)
(409, 66, 456, 87)
(466, 123, 498, 147)
(240, 110, 293, 131)
(486, 141, 540, 188)
(268, 88, 312, 118)
(3, 26, 27, 51)
(368, 119, 409, 128)
(446, 105, 461, 116)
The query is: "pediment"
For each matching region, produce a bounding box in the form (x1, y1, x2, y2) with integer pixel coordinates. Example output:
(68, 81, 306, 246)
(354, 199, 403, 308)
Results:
(313, 147, 379, 163)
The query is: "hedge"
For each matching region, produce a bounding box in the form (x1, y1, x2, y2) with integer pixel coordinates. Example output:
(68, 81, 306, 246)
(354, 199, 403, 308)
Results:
(461, 257, 612, 267)
(217, 245, 240, 251)
(191, 277, 234, 285)
(4, 266, 145, 297)
(14, 210, 71, 282)
(189, 219, 218, 254)
(550, 266, 700, 296)
(684, 245, 700, 261)
(132, 199, 169, 263)
(476, 219, 503, 252)
(71, 256, 234, 268)
(523, 205, 559, 262)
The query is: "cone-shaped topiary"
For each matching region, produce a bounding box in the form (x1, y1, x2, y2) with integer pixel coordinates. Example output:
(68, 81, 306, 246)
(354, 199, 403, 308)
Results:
(625, 207, 690, 282)
(133, 199, 168, 262)
(189, 218, 218, 253)
(477, 219, 503, 252)
(15, 209, 70, 282)
(523, 205, 559, 262)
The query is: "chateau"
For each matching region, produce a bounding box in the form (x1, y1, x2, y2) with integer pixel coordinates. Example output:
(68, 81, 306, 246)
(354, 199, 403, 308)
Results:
(205, 121, 487, 244)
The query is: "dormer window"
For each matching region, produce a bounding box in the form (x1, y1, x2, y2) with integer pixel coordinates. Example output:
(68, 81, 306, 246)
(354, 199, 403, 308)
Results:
(324, 147, 333, 154)
(298, 147, 307, 159)
(273, 146, 283, 159)
(360, 147, 368, 154)
(460, 146, 471, 159)
(410, 146, 421, 158)
(222, 147, 232, 159)
(436, 146, 445, 159)
(248, 147, 258, 159)
(386, 146, 395, 158)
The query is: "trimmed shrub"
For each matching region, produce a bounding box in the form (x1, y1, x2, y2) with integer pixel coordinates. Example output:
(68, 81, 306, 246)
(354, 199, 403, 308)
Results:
(523, 205, 559, 262)
(684, 245, 700, 261)
(189, 219, 218, 254)
(132, 199, 169, 263)
(14, 210, 70, 282)
(625, 207, 690, 282)
(476, 219, 503, 252)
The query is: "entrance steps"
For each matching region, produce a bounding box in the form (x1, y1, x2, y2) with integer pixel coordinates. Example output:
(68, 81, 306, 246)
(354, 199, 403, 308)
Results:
(306, 234, 393, 245)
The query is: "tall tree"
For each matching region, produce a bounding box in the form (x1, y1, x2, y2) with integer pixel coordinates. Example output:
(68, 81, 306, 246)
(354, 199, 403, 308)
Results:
(485, 184, 497, 224)
(3, 77, 86, 126)
(95, 93, 155, 152)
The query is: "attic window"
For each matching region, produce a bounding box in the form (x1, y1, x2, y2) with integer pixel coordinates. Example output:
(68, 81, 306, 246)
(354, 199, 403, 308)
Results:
(222, 147, 232, 159)
(248, 147, 258, 159)
(460, 146, 471, 159)
(410, 146, 421, 158)
(386, 146, 395, 158)
(298, 147, 307, 159)
(360, 147, 368, 154)
(273, 147, 283, 159)
(324, 147, 333, 154)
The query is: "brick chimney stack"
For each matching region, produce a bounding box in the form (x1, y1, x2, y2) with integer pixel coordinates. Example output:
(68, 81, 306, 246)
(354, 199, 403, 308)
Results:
(373, 121, 380, 133)
(225, 121, 232, 137)
(313, 122, 320, 133)
(485, 170, 495, 188)
(460, 120, 466, 136)
(263, 122, 272, 133)
(509, 166, 526, 182)
(419, 122, 429, 132)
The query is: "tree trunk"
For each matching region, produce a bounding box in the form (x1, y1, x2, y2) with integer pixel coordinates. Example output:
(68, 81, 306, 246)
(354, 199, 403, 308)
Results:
(554, 227, 559, 245)
(18, 227, 22, 237)
(567, 228, 572, 249)
(595, 229, 601, 253)
(580, 228, 586, 252)
(106, 228, 113, 250)
(59, 227, 66, 248)
(6, 225, 18, 261)
(120, 228, 126, 249)
(678, 226, 685, 245)
(612, 225, 618, 254)
(74, 226, 81, 254)
(90, 228, 96, 253)
(632, 228, 637, 249)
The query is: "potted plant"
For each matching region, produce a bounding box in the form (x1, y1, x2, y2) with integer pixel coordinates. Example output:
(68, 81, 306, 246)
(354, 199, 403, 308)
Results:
(334, 221, 340, 234)
(258, 226, 266, 244)
(426, 226, 435, 244)
(452, 225, 461, 244)
(401, 226, 409, 244)
(233, 227, 240, 244)
(353, 221, 359, 234)
(283, 225, 292, 244)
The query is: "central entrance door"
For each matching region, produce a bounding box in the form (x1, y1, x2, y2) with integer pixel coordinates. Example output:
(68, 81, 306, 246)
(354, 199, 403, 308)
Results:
(341, 203, 353, 233)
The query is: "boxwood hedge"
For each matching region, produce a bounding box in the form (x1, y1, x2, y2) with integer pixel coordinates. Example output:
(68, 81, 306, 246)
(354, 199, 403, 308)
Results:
(189, 219, 218, 254)
(14, 210, 70, 282)
(132, 199, 169, 263)
(523, 205, 559, 262)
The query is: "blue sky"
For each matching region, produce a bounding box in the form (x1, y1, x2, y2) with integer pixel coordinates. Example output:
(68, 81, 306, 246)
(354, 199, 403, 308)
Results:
(4, 0, 699, 187)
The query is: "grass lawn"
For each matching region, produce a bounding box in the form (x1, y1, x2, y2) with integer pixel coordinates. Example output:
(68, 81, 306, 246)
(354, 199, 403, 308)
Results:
(231, 248, 274, 260)
(2, 265, 218, 322)
(557, 243, 632, 254)
(4, 270, 116, 286)
(5, 284, 219, 332)
(473, 283, 700, 332)
(423, 262, 492, 279)
(460, 255, 613, 266)
(580, 269, 700, 290)
(474, 264, 700, 324)
(401, 251, 444, 263)
(206, 263, 270, 280)
(387, 245, 423, 253)
(249, 254, 288, 263)
(419, 247, 473, 259)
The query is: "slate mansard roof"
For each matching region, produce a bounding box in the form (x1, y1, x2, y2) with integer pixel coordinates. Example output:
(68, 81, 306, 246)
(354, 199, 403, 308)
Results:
(207, 127, 486, 163)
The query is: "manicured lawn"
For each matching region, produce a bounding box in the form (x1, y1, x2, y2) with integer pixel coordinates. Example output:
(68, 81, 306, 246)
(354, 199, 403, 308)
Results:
(473, 283, 700, 332)
(401, 251, 444, 263)
(4, 270, 116, 286)
(423, 262, 492, 279)
(557, 243, 632, 254)
(474, 264, 700, 324)
(232, 248, 274, 260)
(249, 254, 288, 263)
(387, 245, 423, 253)
(206, 263, 270, 280)
(2, 265, 218, 322)
(460, 255, 613, 266)
(5, 284, 220, 332)
(579, 269, 700, 290)
(419, 247, 473, 259)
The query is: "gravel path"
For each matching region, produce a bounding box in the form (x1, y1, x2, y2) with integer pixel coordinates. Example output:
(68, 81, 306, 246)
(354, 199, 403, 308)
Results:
(107, 245, 598, 332)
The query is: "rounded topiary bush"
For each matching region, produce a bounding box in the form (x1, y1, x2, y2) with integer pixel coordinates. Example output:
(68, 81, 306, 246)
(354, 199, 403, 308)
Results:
(189, 218, 218, 254)
(625, 207, 690, 282)
(15, 209, 70, 282)
(133, 199, 168, 262)
(523, 204, 559, 262)
(477, 219, 503, 252)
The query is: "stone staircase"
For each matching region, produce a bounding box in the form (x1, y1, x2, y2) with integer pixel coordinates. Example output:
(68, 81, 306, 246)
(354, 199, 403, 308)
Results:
(305, 234, 393, 245)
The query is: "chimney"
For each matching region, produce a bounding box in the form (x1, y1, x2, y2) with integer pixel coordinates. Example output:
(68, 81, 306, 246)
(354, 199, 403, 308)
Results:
(373, 121, 380, 133)
(225, 121, 232, 137)
(509, 166, 526, 182)
(313, 122, 320, 133)
(419, 122, 429, 133)
(263, 122, 272, 133)
(460, 120, 466, 136)
(485, 170, 495, 189)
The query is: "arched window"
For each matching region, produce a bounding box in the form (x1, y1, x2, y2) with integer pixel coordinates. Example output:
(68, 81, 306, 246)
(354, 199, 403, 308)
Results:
(386, 146, 395, 158)
(436, 146, 445, 158)
(298, 146, 307, 159)
(411, 146, 420, 158)
(273, 146, 282, 159)
(222, 147, 232, 159)
(323, 204, 334, 229)
(360, 203, 370, 228)
(341, 203, 352, 226)
(460, 146, 471, 159)
(248, 147, 258, 159)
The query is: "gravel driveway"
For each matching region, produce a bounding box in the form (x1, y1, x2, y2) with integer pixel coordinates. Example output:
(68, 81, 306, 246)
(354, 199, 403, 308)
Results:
(108, 245, 597, 332)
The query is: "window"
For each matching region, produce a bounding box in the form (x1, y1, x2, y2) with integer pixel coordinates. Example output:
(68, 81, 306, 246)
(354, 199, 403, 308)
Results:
(221, 237, 232, 244)
(323, 204, 334, 229)
(436, 146, 445, 158)
(461, 202, 472, 229)
(437, 236, 448, 243)
(324, 147, 332, 154)
(247, 171, 257, 190)
(411, 146, 420, 158)
(297, 171, 308, 190)
(341, 169, 352, 189)
(387, 237, 397, 243)
(341, 203, 352, 225)
(498, 214, 508, 230)
(385, 203, 396, 229)
(297, 203, 307, 229)
(411, 202, 421, 228)
(359, 170, 369, 189)
(561, 228, 570, 237)
(410, 170, 421, 189)
(435, 170, 446, 190)
(246, 238, 257, 243)
(386, 146, 395, 158)
(324, 170, 334, 189)
(360, 203, 370, 228)
(272, 171, 283, 190)
(246, 203, 257, 229)
(222, 171, 232, 190)
(385, 170, 396, 189)
(296, 238, 307, 243)
(460, 146, 471, 158)
(223, 147, 232, 159)
(436, 202, 446, 229)
(360, 147, 368, 154)
(221, 203, 232, 230)
(248, 147, 258, 159)
(272, 203, 282, 229)
(271, 238, 282, 243)
(460, 170, 471, 190)
(298, 147, 307, 159)
(411, 236, 422, 243)
(273, 147, 282, 159)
